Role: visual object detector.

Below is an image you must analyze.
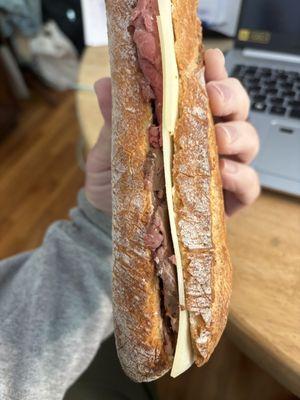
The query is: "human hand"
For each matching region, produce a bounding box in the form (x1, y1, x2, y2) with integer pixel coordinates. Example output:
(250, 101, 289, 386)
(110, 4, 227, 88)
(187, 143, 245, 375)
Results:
(85, 78, 112, 214)
(85, 49, 260, 216)
(205, 48, 260, 215)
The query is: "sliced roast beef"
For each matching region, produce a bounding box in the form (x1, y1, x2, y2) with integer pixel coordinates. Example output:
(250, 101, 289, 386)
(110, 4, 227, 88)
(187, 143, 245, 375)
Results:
(131, 0, 163, 111)
(143, 149, 164, 191)
(144, 204, 179, 333)
(131, 0, 163, 146)
(132, 0, 179, 344)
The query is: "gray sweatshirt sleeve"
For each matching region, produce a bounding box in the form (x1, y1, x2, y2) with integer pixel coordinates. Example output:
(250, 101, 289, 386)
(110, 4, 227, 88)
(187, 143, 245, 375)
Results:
(0, 190, 113, 400)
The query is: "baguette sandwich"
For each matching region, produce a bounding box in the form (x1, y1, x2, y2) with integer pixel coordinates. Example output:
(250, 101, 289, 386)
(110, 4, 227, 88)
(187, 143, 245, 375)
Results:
(105, 0, 232, 382)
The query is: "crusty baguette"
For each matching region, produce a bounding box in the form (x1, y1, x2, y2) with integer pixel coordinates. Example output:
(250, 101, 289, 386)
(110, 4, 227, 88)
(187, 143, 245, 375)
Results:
(172, 0, 232, 366)
(106, 0, 232, 381)
(106, 0, 172, 382)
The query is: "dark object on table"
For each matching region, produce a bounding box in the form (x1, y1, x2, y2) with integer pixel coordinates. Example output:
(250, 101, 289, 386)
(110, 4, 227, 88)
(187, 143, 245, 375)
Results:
(0, 40, 19, 136)
(42, 0, 84, 54)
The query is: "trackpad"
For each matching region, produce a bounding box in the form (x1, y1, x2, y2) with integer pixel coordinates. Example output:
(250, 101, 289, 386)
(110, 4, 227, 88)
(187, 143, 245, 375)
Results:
(257, 122, 300, 181)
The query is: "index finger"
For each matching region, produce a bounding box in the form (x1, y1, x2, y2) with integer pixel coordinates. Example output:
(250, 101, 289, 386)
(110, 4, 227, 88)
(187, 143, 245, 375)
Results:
(205, 48, 228, 82)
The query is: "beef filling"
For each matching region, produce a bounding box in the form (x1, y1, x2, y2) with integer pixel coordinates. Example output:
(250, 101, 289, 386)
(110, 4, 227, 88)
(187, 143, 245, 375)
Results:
(131, 0, 179, 348)
(131, 0, 163, 143)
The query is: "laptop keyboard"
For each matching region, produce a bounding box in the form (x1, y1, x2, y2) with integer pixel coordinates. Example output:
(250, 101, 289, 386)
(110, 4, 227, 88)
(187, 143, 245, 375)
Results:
(231, 64, 300, 119)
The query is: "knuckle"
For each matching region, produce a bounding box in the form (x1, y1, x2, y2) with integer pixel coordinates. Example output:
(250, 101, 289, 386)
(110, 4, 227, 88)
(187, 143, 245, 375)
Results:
(235, 165, 260, 205)
(215, 122, 227, 138)
(229, 77, 248, 97)
(228, 77, 240, 86)
(246, 122, 260, 156)
(228, 78, 250, 118)
(86, 148, 97, 170)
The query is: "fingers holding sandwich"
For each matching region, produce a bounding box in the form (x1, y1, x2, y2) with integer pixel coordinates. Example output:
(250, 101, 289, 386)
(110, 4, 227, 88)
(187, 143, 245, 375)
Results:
(220, 159, 261, 216)
(207, 77, 250, 121)
(205, 49, 250, 121)
(215, 121, 260, 164)
(205, 48, 228, 81)
(204, 48, 260, 214)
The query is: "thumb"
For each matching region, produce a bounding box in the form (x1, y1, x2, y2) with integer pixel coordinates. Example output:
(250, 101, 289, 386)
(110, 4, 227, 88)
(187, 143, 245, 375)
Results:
(94, 77, 112, 126)
(87, 77, 112, 172)
(86, 123, 111, 173)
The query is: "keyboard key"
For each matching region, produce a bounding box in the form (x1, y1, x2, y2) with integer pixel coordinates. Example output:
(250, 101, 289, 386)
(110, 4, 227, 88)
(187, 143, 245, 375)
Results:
(248, 86, 261, 94)
(231, 67, 300, 105)
(265, 80, 277, 87)
(265, 88, 278, 95)
(253, 94, 267, 102)
(261, 68, 272, 73)
(282, 90, 296, 98)
(276, 72, 288, 81)
(290, 108, 300, 119)
(270, 97, 284, 105)
(280, 82, 294, 90)
(258, 68, 272, 77)
(288, 72, 300, 80)
(270, 106, 286, 115)
(245, 66, 257, 75)
(252, 102, 266, 112)
(248, 78, 260, 85)
(288, 100, 300, 107)
(242, 81, 250, 90)
(231, 65, 244, 77)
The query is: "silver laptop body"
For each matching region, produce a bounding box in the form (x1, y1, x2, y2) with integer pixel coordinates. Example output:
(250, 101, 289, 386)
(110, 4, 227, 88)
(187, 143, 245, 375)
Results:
(225, 0, 300, 196)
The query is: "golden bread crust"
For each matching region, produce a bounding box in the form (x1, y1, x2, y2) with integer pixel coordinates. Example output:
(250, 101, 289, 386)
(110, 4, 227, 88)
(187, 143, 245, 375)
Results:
(106, 0, 172, 382)
(172, 0, 232, 366)
(107, 0, 232, 380)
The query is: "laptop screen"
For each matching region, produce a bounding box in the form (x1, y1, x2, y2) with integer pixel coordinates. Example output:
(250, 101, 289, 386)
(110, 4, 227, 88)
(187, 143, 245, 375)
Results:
(236, 0, 300, 55)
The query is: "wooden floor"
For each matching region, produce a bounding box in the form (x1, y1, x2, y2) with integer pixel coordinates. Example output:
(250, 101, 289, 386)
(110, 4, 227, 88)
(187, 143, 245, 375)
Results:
(0, 90, 84, 259)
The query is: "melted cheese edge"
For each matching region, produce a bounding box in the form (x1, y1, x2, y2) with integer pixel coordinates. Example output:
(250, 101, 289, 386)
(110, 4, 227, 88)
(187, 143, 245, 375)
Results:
(157, 0, 194, 378)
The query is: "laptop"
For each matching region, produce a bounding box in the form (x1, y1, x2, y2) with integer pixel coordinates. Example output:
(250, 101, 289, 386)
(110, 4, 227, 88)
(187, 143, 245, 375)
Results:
(225, 0, 300, 197)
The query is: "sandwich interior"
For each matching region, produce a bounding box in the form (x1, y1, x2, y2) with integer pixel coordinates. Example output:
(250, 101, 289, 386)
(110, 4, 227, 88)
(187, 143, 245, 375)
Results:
(131, 0, 180, 358)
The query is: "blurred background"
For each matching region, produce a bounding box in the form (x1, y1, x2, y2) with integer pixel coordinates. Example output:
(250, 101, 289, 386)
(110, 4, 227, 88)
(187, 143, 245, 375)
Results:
(0, 0, 299, 399)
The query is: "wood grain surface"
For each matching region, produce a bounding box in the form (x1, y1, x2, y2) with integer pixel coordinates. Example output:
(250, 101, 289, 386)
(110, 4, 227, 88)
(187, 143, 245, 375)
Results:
(0, 90, 84, 259)
(157, 333, 297, 400)
(227, 190, 300, 396)
(76, 44, 300, 396)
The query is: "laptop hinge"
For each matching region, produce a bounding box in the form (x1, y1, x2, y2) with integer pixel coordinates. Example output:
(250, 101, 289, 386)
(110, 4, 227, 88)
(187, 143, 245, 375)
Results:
(242, 48, 300, 64)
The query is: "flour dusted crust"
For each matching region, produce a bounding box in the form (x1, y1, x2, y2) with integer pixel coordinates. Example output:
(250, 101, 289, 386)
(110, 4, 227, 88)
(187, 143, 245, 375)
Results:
(106, 0, 232, 381)
(172, 0, 232, 365)
(106, 0, 172, 382)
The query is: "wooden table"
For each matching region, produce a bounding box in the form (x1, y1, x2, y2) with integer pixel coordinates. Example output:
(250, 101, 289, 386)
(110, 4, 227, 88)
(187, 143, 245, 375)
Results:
(76, 43, 300, 397)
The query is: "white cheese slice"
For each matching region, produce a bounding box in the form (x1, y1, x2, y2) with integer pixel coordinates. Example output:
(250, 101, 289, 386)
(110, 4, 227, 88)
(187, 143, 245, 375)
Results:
(157, 0, 194, 378)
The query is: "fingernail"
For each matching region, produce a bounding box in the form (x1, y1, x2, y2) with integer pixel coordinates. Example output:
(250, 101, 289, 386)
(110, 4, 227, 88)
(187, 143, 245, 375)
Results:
(222, 159, 238, 173)
(217, 125, 238, 144)
(210, 83, 232, 102)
